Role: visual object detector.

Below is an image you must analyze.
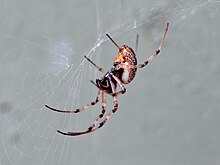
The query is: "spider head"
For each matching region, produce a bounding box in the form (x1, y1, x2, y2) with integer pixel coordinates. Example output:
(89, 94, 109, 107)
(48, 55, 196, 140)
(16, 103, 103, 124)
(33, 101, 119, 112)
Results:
(96, 75, 115, 94)
(96, 77, 109, 90)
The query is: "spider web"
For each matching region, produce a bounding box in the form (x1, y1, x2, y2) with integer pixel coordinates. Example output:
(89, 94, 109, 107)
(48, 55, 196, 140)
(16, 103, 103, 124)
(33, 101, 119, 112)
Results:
(0, 0, 220, 165)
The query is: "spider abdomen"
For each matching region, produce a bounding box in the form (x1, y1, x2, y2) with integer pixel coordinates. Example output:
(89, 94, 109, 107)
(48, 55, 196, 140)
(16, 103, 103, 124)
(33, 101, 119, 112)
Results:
(114, 45, 137, 84)
(121, 67, 136, 84)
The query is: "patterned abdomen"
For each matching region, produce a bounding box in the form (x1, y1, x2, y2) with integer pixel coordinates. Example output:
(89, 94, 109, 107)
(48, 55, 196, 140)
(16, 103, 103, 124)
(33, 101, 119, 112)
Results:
(114, 45, 137, 84)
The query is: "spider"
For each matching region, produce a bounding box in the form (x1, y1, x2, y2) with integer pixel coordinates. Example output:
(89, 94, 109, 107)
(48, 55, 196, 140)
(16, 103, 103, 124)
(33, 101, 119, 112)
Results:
(45, 23, 169, 136)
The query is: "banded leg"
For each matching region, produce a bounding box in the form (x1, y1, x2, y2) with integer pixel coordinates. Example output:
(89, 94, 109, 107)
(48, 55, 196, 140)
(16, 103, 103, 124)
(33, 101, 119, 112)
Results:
(57, 78, 119, 136)
(116, 22, 169, 70)
(87, 91, 107, 131)
(57, 92, 118, 136)
(97, 94, 118, 130)
(111, 74, 126, 96)
(84, 56, 106, 74)
(45, 90, 102, 113)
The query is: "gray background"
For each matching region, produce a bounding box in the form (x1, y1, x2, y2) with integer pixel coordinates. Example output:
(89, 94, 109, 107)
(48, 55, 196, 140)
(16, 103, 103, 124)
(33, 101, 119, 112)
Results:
(0, 0, 220, 165)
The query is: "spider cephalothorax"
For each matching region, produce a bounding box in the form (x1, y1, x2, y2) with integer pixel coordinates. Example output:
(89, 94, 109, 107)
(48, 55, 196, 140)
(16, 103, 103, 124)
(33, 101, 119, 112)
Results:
(45, 23, 169, 136)
(96, 73, 116, 94)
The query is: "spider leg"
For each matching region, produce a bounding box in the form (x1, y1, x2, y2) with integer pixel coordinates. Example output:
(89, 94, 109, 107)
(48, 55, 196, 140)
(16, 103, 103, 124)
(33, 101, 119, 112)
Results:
(92, 94, 118, 131)
(57, 128, 95, 136)
(135, 34, 139, 54)
(125, 22, 169, 69)
(84, 56, 106, 74)
(88, 91, 106, 130)
(57, 79, 118, 136)
(45, 90, 102, 113)
(111, 74, 126, 96)
(57, 94, 118, 136)
(90, 80, 100, 89)
(90, 79, 124, 97)
(106, 34, 121, 50)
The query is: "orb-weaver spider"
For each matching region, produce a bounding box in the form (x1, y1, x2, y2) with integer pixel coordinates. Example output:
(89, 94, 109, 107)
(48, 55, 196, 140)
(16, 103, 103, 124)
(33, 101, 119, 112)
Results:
(45, 23, 169, 136)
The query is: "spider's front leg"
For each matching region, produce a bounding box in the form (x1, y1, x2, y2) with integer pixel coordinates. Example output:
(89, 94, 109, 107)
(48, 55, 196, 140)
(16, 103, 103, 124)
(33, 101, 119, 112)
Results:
(97, 94, 118, 130)
(87, 78, 119, 131)
(57, 78, 119, 136)
(90, 74, 126, 97)
(111, 74, 126, 96)
(88, 91, 107, 131)
(57, 94, 118, 136)
(45, 90, 102, 113)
